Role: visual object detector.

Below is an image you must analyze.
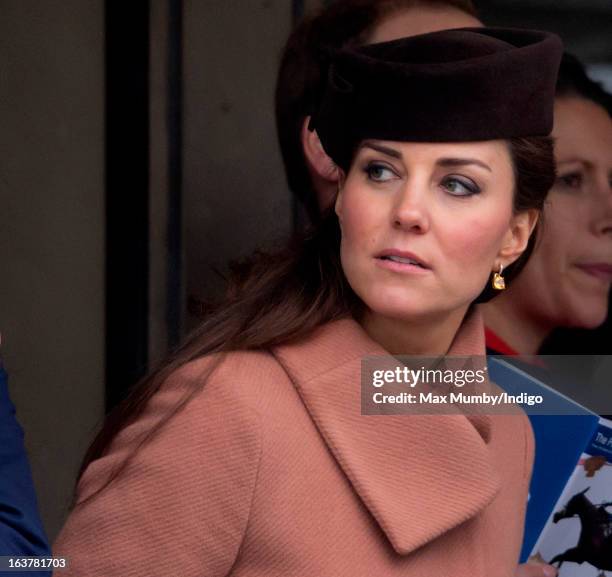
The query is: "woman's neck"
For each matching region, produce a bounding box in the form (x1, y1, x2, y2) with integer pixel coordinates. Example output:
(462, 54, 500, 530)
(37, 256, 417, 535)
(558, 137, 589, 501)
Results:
(481, 296, 552, 355)
(360, 307, 469, 356)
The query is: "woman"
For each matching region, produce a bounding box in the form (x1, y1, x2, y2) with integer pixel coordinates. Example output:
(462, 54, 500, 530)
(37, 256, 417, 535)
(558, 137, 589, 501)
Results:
(55, 28, 562, 577)
(483, 53, 612, 355)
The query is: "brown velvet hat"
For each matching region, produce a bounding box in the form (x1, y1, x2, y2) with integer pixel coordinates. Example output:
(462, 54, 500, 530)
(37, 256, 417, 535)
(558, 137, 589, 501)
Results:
(310, 27, 563, 169)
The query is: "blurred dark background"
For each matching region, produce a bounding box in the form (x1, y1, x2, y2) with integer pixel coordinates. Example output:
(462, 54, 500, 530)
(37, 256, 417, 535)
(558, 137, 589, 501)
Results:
(0, 0, 610, 540)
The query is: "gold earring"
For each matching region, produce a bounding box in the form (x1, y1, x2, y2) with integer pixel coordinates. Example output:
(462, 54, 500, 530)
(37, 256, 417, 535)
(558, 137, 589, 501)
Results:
(491, 264, 506, 291)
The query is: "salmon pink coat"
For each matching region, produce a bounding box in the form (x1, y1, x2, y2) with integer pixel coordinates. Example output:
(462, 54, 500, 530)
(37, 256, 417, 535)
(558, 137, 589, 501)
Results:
(54, 309, 533, 576)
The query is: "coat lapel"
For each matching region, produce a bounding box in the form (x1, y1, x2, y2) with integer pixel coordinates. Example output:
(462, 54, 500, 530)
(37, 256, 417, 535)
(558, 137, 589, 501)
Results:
(272, 309, 501, 555)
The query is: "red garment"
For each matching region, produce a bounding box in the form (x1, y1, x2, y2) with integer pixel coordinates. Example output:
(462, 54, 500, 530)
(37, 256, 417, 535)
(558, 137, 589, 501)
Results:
(485, 326, 519, 356)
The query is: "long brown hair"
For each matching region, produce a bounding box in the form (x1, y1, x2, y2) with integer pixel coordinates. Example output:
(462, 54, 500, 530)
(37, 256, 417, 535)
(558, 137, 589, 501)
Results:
(78, 213, 359, 493)
(78, 135, 555, 501)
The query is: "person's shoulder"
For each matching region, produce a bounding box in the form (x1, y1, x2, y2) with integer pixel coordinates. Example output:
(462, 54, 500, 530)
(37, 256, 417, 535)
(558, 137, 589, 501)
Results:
(178, 349, 289, 386)
(61, 353, 271, 574)
(74, 351, 280, 503)
(175, 350, 289, 400)
(146, 316, 373, 440)
(169, 349, 297, 419)
(0, 363, 10, 405)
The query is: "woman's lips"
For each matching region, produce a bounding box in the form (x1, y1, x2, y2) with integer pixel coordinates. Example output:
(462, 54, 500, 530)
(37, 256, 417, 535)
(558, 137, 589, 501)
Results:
(375, 251, 431, 274)
(576, 263, 612, 282)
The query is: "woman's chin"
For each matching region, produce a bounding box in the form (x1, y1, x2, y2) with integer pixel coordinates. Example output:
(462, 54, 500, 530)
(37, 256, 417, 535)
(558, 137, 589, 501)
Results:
(572, 310, 609, 330)
(364, 296, 442, 323)
(560, 300, 609, 330)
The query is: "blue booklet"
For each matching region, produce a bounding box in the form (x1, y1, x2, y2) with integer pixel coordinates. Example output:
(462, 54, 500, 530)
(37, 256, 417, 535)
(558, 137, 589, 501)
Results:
(488, 358, 612, 575)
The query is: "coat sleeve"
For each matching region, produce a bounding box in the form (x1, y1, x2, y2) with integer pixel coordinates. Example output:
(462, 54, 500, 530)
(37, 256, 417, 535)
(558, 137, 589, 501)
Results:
(54, 365, 263, 577)
(0, 364, 51, 567)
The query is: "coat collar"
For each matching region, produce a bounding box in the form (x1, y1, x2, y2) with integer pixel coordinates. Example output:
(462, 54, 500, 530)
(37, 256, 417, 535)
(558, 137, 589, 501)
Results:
(272, 308, 501, 555)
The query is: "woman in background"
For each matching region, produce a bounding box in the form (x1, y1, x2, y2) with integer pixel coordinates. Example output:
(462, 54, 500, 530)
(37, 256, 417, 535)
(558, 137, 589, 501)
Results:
(55, 28, 561, 577)
(483, 54, 612, 355)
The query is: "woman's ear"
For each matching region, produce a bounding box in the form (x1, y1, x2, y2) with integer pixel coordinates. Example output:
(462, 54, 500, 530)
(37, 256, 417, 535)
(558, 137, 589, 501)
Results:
(301, 116, 339, 182)
(497, 209, 539, 266)
(334, 175, 345, 221)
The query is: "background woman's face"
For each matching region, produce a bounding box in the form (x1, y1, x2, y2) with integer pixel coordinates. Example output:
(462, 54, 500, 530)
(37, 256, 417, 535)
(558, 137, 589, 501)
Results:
(509, 97, 612, 328)
(336, 140, 528, 323)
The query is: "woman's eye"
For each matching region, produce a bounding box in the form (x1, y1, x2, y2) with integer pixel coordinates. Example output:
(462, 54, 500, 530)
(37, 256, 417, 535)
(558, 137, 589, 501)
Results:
(441, 176, 480, 196)
(557, 172, 583, 189)
(365, 163, 397, 182)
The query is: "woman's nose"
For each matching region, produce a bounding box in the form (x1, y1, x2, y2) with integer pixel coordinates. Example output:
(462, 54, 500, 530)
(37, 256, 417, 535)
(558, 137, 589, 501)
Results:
(391, 182, 430, 233)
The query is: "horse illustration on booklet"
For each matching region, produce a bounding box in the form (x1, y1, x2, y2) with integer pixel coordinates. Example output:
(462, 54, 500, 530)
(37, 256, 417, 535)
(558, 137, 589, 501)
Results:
(546, 488, 612, 576)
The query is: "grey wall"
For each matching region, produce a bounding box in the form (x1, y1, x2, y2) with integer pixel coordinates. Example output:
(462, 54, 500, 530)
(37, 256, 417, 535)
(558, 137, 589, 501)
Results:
(150, 0, 172, 362)
(0, 0, 293, 542)
(0, 1, 105, 540)
(182, 0, 292, 327)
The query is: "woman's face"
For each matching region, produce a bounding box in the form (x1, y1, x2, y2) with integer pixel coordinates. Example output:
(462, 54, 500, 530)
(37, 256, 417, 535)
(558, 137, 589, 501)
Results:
(336, 140, 535, 323)
(508, 97, 612, 328)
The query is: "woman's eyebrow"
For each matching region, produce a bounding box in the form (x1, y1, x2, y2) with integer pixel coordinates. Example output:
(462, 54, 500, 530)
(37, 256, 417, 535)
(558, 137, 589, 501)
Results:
(361, 142, 402, 159)
(437, 158, 492, 172)
(556, 157, 590, 169)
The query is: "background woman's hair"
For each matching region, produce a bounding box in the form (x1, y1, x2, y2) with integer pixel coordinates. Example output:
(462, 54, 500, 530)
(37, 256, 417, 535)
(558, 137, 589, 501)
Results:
(78, 134, 554, 500)
(555, 52, 612, 115)
(275, 0, 479, 222)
